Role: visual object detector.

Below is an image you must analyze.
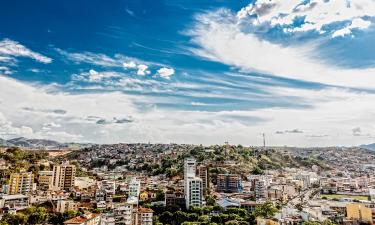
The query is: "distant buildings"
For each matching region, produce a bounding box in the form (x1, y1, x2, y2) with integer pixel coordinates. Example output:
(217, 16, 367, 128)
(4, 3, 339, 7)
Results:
(216, 174, 243, 193)
(52, 162, 76, 191)
(8, 172, 34, 195)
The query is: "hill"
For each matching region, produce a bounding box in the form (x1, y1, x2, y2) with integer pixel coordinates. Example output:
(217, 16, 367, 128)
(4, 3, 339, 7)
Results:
(360, 143, 375, 151)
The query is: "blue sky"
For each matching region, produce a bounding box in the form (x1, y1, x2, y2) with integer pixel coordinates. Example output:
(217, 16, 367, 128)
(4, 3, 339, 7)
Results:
(1, 0, 375, 146)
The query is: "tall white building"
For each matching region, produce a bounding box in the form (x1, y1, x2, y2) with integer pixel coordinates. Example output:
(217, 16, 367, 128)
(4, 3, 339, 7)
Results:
(184, 157, 203, 209)
(185, 177, 203, 209)
(184, 157, 196, 179)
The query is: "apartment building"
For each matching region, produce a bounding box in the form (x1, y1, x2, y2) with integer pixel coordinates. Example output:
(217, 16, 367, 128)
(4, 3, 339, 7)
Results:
(8, 172, 34, 195)
(52, 163, 76, 191)
(38, 170, 53, 190)
(216, 174, 243, 193)
(135, 207, 153, 225)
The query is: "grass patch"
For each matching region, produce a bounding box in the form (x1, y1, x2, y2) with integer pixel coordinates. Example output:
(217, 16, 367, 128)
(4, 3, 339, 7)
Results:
(321, 194, 369, 201)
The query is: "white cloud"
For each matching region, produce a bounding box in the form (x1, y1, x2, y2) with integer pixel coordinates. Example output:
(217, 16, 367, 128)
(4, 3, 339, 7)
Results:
(0, 66, 13, 75)
(123, 61, 137, 69)
(332, 17, 371, 38)
(72, 69, 122, 83)
(237, 0, 375, 36)
(157, 67, 175, 79)
(56, 49, 119, 67)
(137, 64, 150, 76)
(3, 73, 375, 146)
(0, 39, 52, 64)
(189, 9, 375, 89)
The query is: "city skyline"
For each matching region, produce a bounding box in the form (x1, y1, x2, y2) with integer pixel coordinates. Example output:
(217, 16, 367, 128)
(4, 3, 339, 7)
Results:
(1, 0, 375, 146)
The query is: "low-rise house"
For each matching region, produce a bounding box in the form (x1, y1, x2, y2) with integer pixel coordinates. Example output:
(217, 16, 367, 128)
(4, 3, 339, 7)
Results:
(63, 212, 101, 225)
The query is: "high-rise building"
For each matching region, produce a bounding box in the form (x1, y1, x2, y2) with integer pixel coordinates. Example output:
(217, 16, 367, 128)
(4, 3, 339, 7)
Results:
(38, 171, 53, 190)
(52, 162, 76, 191)
(184, 157, 196, 179)
(8, 172, 34, 194)
(198, 165, 209, 193)
(216, 174, 243, 193)
(185, 177, 203, 209)
(184, 157, 203, 209)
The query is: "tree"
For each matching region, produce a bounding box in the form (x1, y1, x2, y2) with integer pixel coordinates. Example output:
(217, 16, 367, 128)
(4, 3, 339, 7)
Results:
(155, 190, 165, 201)
(206, 195, 216, 206)
(1, 213, 28, 225)
(159, 211, 174, 225)
(252, 166, 264, 175)
(27, 207, 48, 224)
(253, 202, 278, 219)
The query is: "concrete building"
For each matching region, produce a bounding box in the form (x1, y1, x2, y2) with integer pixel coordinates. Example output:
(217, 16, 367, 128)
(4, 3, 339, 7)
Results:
(56, 199, 78, 213)
(165, 191, 185, 208)
(346, 203, 373, 224)
(184, 158, 197, 180)
(128, 178, 141, 199)
(114, 203, 133, 225)
(53, 163, 76, 191)
(249, 175, 270, 201)
(185, 177, 203, 209)
(0, 194, 30, 210)
(38, 170, 53, 190)
(184, 157, 203, 209)
(8, 172, 34, 195)
(136, 207, 153, 225)
(216, 174, 243, 193)
(198, 165, 209, 192)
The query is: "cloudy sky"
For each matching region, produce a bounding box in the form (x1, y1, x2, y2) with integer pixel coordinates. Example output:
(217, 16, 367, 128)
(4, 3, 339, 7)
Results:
(1, 0, 375, 146)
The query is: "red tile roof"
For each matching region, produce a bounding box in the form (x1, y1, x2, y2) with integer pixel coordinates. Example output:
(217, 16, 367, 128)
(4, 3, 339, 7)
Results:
(63, 213, 99, 224)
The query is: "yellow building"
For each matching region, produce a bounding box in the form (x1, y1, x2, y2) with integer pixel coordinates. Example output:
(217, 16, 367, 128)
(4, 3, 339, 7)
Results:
(38, 171, 54, 190)
(346, 203, 373, 224)
(8, 172, 34, 194)
(139, 192, 148, 201)
(256, 218, 279, 225)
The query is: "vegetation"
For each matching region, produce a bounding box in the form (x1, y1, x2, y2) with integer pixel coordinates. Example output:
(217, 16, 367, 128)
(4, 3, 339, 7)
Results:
(0, 206, 81, 225)
(320, 194, 369, 201)
(146, 201, 280, 225)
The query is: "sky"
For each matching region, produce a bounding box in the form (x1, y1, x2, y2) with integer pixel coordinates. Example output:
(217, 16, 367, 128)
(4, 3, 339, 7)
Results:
(1, 0, 375, 146)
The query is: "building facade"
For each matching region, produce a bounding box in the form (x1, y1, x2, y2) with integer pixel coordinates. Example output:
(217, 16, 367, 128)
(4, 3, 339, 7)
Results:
(52, 163, 76, 191)
(8, 172, 34, 195)
(216, 174, 243, 193)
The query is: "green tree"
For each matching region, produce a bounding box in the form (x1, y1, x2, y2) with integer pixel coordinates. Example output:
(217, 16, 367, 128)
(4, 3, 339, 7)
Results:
(253, 202, 278, 219)
(27, 207, 48, 224)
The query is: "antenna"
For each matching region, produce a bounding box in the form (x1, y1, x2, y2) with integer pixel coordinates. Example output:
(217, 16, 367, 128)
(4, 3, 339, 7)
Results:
(262, 133, 266, 148)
